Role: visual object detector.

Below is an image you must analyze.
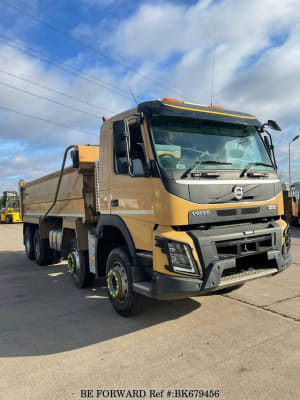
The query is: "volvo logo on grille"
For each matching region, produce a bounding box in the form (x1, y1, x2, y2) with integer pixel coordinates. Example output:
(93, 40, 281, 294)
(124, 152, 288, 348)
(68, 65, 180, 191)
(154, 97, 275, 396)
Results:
(233, 186, 243, 200)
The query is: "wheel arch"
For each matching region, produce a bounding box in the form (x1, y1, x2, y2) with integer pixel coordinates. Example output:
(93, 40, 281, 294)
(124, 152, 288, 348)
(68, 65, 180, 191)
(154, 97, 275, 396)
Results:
(96, 215, 138, 277)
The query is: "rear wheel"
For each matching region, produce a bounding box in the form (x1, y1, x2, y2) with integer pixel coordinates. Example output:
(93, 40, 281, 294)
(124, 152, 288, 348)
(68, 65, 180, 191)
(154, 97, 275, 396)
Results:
(67, 239, 93, 288)
(33, 230, 53, 266)
(5, 216, 11, 224)
(24, 227, 35, 260)
(106, 247, 137, 317)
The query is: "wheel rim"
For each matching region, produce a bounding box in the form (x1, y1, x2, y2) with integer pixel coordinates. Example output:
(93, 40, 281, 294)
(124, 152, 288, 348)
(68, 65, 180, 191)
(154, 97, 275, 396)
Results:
(107, 262, 129, 303)
(67, 249, 80, 277)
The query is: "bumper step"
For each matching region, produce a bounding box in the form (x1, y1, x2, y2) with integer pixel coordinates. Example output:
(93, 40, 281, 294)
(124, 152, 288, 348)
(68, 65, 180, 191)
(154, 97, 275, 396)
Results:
(218, 267, 278, 288)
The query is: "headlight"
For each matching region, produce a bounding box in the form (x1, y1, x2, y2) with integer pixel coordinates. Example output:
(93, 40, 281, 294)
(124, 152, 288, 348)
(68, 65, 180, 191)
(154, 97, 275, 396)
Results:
(282, 224, 291, 256)
(167, 241, 199, 275)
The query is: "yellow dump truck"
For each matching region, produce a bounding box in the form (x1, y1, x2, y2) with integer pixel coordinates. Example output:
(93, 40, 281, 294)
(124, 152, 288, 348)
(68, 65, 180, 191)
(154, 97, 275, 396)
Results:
(20, 99, 291, 315)
(0, 191, 22, 223)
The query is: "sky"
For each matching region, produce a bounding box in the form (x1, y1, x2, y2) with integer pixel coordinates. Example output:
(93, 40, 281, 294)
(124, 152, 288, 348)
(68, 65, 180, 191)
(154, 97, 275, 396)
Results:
(0, 0, 300, 192)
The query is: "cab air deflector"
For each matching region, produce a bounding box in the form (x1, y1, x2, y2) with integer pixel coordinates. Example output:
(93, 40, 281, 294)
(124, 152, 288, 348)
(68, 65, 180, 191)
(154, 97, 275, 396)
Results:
(137, 101, 261, 127)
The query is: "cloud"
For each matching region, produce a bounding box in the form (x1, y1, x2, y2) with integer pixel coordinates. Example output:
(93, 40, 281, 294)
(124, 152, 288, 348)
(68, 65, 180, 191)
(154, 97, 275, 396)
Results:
(0, 42, 133, 137)
(0, 41, 134, 192)
(100, 0, 300, 180)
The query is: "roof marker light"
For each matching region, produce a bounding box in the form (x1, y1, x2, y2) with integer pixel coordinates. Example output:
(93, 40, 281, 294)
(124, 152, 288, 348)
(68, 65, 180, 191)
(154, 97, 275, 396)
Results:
(162, 98, 182, 103)
(209, 105, 224, 110)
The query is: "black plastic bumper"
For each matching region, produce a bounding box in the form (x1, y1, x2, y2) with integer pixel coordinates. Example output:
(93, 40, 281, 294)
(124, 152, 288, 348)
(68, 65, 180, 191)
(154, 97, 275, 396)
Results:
(148, 249, 291, 300)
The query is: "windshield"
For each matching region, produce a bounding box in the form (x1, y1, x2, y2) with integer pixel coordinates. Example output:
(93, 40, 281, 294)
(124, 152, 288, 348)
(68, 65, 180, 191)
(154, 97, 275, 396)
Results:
(7, 201, 18, 208)
(150, 116, 273, 172)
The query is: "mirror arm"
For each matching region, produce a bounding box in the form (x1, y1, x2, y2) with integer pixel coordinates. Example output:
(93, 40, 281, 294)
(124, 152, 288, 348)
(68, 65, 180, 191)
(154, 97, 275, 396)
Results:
(259, 124, 266, 133)
(261, 129, 278, 170)
(123, 118, 134, 176)
(134, 112, 144, 125)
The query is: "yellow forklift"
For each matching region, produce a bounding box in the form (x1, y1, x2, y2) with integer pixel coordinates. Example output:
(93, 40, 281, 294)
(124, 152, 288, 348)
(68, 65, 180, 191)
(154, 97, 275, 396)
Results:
(0, 191, 22, 223)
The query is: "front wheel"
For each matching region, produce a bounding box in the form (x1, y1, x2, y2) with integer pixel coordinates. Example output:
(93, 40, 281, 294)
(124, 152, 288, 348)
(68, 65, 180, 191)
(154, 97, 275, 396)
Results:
(5, 216, 11, 224)
(106, 247, 137, 317)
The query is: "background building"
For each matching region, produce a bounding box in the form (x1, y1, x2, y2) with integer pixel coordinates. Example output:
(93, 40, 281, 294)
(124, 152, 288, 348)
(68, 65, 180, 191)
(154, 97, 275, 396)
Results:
(291, 182, 300, 200)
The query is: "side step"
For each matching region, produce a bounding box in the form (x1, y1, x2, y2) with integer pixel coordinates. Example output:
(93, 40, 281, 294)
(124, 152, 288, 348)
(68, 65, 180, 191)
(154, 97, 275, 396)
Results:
(132, 281, 153, 297)
(218, 267, 278, 289)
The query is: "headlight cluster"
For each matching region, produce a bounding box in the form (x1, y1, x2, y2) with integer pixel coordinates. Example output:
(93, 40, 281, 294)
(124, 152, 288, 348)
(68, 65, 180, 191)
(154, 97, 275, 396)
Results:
(282, 224, 291, 256)
(167, 241, 199, 276)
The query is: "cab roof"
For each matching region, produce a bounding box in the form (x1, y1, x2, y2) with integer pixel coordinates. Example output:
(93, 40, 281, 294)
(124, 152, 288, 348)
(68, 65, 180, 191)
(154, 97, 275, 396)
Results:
(137, 100, 261, 127)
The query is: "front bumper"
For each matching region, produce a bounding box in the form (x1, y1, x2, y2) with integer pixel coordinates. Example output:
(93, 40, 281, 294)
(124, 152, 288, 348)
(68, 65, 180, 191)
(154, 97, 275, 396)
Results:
(147, 249, 291, 300)
(133, 220, 291, 300)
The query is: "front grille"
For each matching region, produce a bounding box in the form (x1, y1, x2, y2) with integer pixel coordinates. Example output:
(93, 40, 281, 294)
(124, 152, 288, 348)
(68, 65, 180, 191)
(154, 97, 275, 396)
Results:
(216, 207, 260, 217)
(217, 209, 237, 217)
(241, 207, 260, 215)
(216, 234, 272, 259)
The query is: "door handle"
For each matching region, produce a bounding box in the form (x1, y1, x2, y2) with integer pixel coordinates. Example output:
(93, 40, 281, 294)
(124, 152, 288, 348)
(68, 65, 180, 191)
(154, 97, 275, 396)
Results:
(111, 199, 119, 207)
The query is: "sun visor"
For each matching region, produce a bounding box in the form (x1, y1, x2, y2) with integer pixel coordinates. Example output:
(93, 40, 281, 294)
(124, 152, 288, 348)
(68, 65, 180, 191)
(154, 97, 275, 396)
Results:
(138, 100, 261, 127)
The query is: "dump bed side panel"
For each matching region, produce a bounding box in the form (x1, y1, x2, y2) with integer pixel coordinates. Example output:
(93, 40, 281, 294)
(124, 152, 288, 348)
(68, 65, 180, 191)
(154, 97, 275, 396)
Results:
(21, 167, 86, 220)
(20, 145, 99, 223)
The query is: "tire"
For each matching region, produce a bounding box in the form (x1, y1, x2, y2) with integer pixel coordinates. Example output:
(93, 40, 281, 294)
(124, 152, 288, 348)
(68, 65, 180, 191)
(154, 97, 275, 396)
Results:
(67, 239, 93, 288)
(106, 247, 138, 317)
(5, 216, 11, 224)
(24, 227, 35, 260)
(33, 230, 53, 266)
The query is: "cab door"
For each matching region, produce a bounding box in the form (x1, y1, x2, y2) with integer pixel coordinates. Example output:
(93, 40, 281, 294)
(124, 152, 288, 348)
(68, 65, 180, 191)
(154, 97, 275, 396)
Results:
(110, 117, 154, 251)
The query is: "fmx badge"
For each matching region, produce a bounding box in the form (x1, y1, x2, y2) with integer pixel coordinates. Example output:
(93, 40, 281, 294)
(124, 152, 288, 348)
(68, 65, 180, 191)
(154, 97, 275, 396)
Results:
(233, 186, 243, 200)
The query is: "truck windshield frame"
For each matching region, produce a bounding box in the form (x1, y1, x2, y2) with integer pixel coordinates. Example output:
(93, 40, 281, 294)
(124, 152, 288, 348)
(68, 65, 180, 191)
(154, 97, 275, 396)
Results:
(149, 115, 274, 173)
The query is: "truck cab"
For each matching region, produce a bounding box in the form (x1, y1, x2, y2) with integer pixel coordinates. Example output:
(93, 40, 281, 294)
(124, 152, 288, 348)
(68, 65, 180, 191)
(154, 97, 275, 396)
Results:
(20, 98, 291, 316)
(96, 99, 291, 313)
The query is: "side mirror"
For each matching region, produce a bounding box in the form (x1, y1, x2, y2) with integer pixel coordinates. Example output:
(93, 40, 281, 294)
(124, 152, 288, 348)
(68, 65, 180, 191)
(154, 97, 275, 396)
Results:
(113, 120, 128, 156)
(264, 120, 281, 131)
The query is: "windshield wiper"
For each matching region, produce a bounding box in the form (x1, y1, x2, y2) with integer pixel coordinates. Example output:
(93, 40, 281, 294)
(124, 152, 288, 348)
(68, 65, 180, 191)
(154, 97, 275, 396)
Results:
(185, 161, 232, 178)
(240, 162, 273, 177)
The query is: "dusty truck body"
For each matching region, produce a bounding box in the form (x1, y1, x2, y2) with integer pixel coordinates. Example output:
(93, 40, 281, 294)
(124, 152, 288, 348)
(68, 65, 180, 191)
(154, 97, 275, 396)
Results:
(20, 145, 99, 267)
(20, 99, 292, 315)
